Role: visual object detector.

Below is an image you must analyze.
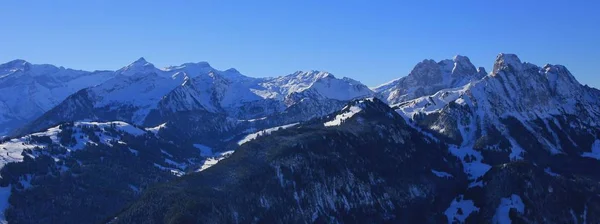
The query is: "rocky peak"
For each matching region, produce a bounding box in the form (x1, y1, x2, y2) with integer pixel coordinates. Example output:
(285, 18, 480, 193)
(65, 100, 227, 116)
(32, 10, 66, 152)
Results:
(451, 55, 477, 76)
(291, 70, 335, 81)
(1, 59, 31, 68)
(0, 59, 32, 73)
(117, 57, 158, 76)
(407, 59, 443, 84)
(477, 67, 487, 75)
(493, 53, 523, 73)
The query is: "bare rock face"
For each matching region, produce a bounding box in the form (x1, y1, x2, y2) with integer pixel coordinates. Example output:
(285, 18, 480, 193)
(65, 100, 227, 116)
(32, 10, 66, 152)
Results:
(374, 55, 486, 105)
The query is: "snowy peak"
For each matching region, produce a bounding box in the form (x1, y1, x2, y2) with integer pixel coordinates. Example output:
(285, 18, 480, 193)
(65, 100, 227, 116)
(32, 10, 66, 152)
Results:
(451, 55, 477, 76)
(0, 59, 31, 71)
(493, 53, 523, 73)
(290, 70, 335, 82)
(408, 59, 442, 83)
(117, 57, 159, 76)
(375, 55, 485, 104)
(543, 64, 579, 86)
(288, 71, 373, 102)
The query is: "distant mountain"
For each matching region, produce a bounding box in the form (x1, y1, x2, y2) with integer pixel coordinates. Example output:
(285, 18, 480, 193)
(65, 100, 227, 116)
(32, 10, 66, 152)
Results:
(2, 54, 600, 223)
(374, 55, 487, 105)
(15, 59, 373, 146)
(394, 53, 600, 184)
(0, 60, 115, 136)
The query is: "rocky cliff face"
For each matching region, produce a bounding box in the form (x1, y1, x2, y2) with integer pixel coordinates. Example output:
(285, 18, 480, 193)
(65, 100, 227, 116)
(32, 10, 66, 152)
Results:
(374, 55, 487, 105)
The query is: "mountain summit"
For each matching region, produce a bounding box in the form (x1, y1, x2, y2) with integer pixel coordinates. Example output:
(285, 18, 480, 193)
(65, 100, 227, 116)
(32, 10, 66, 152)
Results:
(374, 55, 487, 104)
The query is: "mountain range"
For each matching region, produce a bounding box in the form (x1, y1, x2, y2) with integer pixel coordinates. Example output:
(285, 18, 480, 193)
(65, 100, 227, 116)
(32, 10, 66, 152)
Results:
(0, 53, 599, 223)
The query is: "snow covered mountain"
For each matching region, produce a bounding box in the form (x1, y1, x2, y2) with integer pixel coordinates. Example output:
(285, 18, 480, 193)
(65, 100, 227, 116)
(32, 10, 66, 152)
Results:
(16, 59, 373, 139)
(2, 54, 600, 223)
(395, 53, 600, 184)
(374, 55, 487, 104)
(0, 60, 115, 136)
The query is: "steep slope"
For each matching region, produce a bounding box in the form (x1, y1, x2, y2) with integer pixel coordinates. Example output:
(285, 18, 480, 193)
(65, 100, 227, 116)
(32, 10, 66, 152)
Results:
(0, 60, 115, 136)
(374, 55, 487, 105)
(395, 53, 600, 184)
(0, 121, 206, 224)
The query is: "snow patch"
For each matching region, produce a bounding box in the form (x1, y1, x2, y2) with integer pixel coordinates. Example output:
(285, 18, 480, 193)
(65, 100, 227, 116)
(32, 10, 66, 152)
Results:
(431, 169, 453, 178)
(196, 150, 234, 172)
(238, 123, 299, 145)
(492, 194, 525, 224)
(582, 140, 600, 160)
(449, 145, 491, 180)
(324, 106, 362, 127)
(445, 195, 479, 224)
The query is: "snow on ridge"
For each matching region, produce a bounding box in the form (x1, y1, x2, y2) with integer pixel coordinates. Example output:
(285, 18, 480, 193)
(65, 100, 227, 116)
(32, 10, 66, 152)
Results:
(196, 150, 235, 172)
(324, 106, 362, 127)
(238, 123, 299, 145)
(146, 122, 167, 135)
(75, 121, 146, 136)
(0, 121, 146, 171)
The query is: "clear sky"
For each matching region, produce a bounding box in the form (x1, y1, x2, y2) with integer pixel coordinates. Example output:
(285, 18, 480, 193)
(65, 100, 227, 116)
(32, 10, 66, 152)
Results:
(1, 0, 599, 87)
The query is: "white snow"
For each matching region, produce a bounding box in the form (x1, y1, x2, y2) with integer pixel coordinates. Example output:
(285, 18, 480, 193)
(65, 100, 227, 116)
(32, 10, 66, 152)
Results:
(146, 123, 167, 135)
(449, 145, 491, 181)
(0, 121, 146, 172)
(324, 106, 362, 127)
(445, 195, 479, 224)
(507, 138, 525, 161)
(492, 194, 525, 224)
(238, 123, 299, 145)
(77, 121, 145, 136)
(431, 169, 453, 178)
(196, 150, 234, 172)
(582, 140, 600, 160)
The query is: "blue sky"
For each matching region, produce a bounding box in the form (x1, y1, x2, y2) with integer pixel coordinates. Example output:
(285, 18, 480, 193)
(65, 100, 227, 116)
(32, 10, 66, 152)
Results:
(1, 0, 599, 87)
